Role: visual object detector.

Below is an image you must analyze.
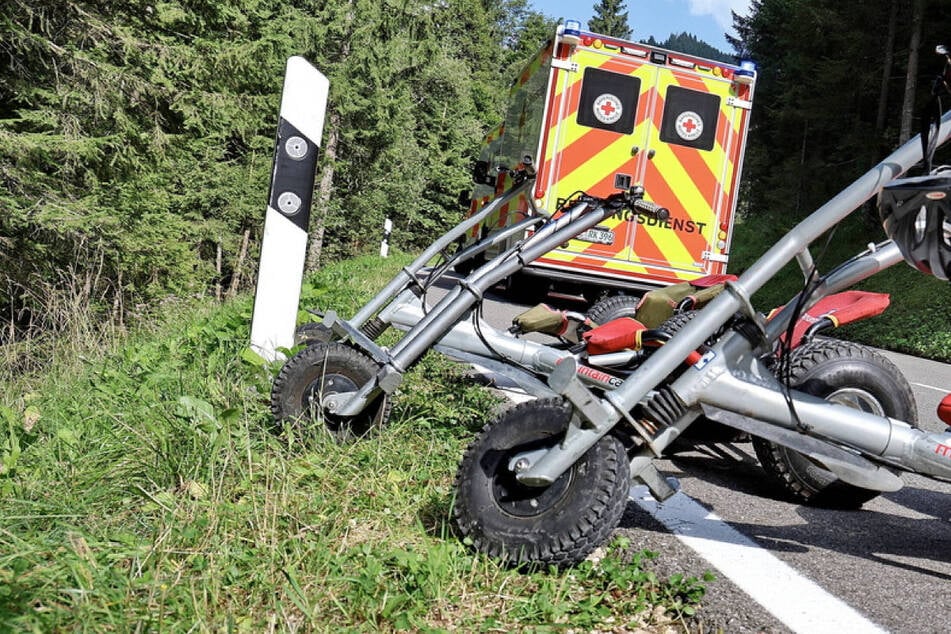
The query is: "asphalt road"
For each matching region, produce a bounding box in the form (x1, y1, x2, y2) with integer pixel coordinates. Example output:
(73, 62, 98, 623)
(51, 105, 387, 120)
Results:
(424, 276, 951, 634)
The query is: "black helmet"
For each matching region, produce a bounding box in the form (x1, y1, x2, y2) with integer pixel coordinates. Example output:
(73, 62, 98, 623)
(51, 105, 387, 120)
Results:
(879, 173, 951, 280)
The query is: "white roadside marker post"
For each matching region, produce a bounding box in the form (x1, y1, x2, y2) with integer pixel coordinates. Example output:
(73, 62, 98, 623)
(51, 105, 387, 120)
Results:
(380, 218, 392, 258)
(250, 57, 329, 362)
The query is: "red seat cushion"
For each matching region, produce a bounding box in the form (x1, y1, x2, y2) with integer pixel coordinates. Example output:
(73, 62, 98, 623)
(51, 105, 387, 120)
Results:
(938, 394, 951, 426)
(583, 317, 647, 355)
(772, 291, 891, 345)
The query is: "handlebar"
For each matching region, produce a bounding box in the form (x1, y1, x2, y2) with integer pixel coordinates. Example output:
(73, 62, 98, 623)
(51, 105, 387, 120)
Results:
(494, 159, 667, 221)
(579, 186, 669, 221)
(631, 197, 669, 221)
(496, 155, 537, 185)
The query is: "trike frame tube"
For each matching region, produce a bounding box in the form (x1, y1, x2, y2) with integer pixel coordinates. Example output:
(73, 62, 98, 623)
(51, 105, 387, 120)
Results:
(350, 177, 533, 328)
(385, 197, 618, 370)
(383, 296, 626, 393)
(678, 331, 951, 480)
(451, 216, 546, 267)
(763, 240, 903, 342)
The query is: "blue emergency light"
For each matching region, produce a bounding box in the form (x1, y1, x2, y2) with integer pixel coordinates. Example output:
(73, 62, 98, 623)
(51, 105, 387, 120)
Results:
(561, 19, 582, 45)
(735, 59, 756, 85)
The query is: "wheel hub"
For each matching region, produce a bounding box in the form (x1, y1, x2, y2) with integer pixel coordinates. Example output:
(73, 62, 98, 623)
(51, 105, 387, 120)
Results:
(493, 459, 574, 518)
(827, 387, 885, 415)
(303, 372, 358, 411)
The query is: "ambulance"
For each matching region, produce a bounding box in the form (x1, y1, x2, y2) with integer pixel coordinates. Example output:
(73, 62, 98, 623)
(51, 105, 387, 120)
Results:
(464, 21, 756, 297)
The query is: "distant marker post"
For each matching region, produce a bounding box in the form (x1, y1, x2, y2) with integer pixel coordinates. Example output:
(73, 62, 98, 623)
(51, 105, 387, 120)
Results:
(380, 218, 392, 258)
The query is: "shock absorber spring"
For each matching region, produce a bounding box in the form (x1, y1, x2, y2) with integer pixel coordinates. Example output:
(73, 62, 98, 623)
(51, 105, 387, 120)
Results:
(360, 316, 389, 341)
(641, 387, 687, 428)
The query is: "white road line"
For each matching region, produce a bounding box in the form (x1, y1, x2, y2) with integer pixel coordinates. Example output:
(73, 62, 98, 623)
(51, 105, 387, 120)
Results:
(630, 485, 887, 634)
(912, 381, 948, 394)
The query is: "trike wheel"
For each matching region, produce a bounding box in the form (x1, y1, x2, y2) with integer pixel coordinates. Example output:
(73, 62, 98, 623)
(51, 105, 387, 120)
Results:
(585, 293, 640, 326)
(453, 399, 629, 567)
(752, 339, 916, 509)
(270, 342, 391, 441)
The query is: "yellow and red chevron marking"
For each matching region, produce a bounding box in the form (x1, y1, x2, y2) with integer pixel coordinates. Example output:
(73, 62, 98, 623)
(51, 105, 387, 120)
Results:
(467, 122, 508, 239)
(513, 45, 551, 94)
(465, 47, 554, 244)
(536, 47, 749, 283)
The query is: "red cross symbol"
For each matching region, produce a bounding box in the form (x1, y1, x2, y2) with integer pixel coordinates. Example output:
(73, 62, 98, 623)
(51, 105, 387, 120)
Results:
(682, 117, 697, 133)
(600, 101, 616, 116)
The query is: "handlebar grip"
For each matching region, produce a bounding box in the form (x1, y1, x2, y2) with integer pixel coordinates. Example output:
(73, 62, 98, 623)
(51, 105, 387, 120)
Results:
(633, 198, 670, 221)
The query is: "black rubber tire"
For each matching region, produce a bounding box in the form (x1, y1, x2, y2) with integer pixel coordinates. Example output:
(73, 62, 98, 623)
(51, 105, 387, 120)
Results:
(658, 309, 697, 335)
(585, 293, 640, 326)
(294, 322, 328, 346)
(453, 398, 630, 567)
(752, 339, 917, 509)
(270, 342, 391, 441)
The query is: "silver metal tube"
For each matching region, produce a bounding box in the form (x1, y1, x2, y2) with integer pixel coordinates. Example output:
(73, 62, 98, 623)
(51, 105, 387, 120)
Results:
(698, 363, 899, 453)
(587, 351, 641, 367)
(386, 199, 615, 369)
(387, 297, 626, 394)
(385, 298, 563, 367)
(691, 356, 951, 480)
(350, 178, 533, 327)
(795, 249, 815, 281)
(452, 216, 545, 263)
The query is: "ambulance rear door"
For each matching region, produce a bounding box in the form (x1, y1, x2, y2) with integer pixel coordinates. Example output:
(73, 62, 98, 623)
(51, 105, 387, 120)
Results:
(632, 50, 747, 279)
(534, 47, 654, 271)
(535, 42, 750, 285)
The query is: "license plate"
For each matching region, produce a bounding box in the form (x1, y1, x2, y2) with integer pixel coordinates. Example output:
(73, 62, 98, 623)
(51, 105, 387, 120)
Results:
(576, 228, 615, 245)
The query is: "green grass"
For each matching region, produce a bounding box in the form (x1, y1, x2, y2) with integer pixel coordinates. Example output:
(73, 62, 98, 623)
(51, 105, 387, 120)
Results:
(731, 213, 951, 361)
(5, 214, 950, 631)
(0, 252, 711, 633)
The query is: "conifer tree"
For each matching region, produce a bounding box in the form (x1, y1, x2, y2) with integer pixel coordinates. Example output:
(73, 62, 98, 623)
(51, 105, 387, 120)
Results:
(731, 0, 950, 222)
(588, 0, 632, 39)
(0, 0, 552, 346)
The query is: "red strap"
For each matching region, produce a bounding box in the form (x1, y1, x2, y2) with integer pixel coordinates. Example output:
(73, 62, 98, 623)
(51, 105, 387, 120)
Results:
(583, 317, 647, 355)
(690, 273, 738, 288)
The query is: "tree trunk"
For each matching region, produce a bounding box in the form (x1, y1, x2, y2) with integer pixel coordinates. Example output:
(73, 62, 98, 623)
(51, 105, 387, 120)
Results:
(227, 227, 251, 299)
(875, 0, 898, 133)
(306, 114, 339, 272)
(215, 241, 223, 301)
(305, 1, 352, 272)
(114, 270, 124, 329)
(899, 0, 925, 143)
